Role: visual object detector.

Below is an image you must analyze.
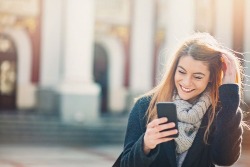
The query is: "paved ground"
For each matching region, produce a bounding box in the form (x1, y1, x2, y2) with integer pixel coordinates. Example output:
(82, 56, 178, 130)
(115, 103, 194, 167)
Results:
(0, 144, 249, 167)
(0, 144, 122, 167)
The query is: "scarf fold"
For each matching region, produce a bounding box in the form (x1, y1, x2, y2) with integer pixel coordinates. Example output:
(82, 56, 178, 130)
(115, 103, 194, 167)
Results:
(173, 91, 211, 153)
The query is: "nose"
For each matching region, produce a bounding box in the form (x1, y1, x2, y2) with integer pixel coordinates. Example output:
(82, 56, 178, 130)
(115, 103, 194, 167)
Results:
(182, 76, 192, 87)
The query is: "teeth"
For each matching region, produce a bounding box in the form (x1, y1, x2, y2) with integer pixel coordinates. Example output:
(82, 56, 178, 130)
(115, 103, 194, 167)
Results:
(181, 86, 193, 92)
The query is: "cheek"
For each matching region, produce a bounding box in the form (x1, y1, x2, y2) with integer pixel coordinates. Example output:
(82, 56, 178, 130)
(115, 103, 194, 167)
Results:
(174, 73, 180, 86)
(174, 72, 180, 82)
(198, 80, 210, 90)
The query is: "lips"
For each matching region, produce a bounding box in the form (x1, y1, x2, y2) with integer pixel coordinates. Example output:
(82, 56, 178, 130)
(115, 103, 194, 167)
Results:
(180, 85, 194, 93)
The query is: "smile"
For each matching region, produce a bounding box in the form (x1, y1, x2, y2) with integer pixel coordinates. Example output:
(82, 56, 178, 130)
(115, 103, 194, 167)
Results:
(180, 85, 194, 93)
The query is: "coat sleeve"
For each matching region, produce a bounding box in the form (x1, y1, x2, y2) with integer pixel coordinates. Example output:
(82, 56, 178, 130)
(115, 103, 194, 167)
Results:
(210, 84, 243, 166)
(120, 98, 160, 167)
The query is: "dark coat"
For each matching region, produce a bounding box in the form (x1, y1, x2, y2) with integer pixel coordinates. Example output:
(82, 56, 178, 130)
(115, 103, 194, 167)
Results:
(120, 84, 243, 167)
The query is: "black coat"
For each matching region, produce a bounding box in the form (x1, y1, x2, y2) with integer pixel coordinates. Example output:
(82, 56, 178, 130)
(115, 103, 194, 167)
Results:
(121, 84, 243, 167)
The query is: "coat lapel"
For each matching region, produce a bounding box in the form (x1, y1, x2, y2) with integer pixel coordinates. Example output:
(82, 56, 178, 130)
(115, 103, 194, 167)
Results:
(162, 140, 177, 167)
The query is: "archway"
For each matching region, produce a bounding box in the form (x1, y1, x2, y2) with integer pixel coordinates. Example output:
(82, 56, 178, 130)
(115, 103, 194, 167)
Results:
(94, 35, 127, 113)
(93, 43, 109, 113)
(4, 28, 34, 110)
(0, 33, 17, 110)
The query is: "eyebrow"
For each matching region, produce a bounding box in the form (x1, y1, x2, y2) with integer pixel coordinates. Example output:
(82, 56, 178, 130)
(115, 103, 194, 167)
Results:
(177, 66, 206, 76)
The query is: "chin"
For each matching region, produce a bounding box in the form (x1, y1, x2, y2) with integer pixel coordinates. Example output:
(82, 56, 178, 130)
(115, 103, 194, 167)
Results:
(177, 91, 196, 101)
(179, 95, 192, 101)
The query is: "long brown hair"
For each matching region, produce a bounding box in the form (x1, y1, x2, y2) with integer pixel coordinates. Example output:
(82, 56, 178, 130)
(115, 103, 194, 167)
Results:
(142, 32, 243, 143)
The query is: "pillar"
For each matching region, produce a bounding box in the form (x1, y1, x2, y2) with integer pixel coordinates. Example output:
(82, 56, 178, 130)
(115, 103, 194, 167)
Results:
(129, 0, 155, 103)
(57, 0, 100, 124)
(214, 0, 234, 48)
(37, 0, 62, 114)
(164, 0, 195, 67)
(244, 0, 250, 102)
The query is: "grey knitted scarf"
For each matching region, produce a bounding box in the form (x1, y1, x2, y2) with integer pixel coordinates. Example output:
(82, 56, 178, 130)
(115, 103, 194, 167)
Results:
(173, 91, 211, 153)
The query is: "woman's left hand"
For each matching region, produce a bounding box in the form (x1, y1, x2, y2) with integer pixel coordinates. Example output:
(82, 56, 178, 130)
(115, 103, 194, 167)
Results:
(221, 53, 237, 84)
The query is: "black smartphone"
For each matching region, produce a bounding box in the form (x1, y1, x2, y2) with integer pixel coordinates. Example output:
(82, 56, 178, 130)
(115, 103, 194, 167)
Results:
(156, 102, 179, 138)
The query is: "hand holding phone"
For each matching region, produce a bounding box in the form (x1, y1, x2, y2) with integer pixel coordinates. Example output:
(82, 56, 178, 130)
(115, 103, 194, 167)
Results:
(157, 102, 179, 138)
(143, 117, 177, 153)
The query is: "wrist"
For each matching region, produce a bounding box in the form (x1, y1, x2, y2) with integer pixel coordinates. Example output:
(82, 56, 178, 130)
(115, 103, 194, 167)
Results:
(143, 144, 151, 155)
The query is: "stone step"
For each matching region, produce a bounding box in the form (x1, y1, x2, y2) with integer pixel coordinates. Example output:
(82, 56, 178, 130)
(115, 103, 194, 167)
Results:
(0, 113, 128, 145)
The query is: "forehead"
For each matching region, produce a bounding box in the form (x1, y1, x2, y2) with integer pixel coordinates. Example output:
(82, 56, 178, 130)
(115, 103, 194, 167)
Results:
(177, 55, 210, 73)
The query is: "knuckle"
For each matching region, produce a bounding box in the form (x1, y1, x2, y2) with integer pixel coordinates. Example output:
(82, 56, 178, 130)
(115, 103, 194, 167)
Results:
(146, 129, 152, 135)
(154, 119, 160, 125)
(155, 126, 160, 132)
(158, 126, 163, 132)
(147, 123, 154, 128)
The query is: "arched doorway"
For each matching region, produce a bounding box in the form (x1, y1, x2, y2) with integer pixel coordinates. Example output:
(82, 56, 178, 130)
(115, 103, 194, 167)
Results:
(93, 43, 109, 113)
(0, 33, 17, 110)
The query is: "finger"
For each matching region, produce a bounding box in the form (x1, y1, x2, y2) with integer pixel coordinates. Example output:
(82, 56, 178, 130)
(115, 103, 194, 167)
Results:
(221, 54, 233, 75)
(147, 117, 168, 128)
(156, 129, 178, 139)
(155, 122, 176, 132)
(221, 54, 235, 76)
(151, 129, 178, 140)
(221, 54, 230, 65)
(146, 125, 176, 141)
(222, 53, 236, 68)
(221, 55, 227, 72)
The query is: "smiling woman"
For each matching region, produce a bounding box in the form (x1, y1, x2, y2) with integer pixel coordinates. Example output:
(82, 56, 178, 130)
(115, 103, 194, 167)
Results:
(174, 55, 211, 103)
(118, 32, 245, 167)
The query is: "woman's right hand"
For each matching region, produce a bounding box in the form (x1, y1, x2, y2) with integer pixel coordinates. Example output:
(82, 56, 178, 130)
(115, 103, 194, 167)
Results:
(143, 117, 178, 154)
(221, 53, 237, 84)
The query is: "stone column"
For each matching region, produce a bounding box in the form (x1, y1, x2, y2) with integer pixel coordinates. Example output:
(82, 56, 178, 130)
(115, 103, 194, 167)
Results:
(163, 0, 195, 66)
(129, 0, 155, 108)
(37, 0, 62, 114)
(244, 0, 250, 103)
(214, 0, 234, 48)
(57, 0, 100, 124)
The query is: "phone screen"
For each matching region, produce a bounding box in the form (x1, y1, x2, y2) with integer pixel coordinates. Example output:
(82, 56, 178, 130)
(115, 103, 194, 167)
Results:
(157, 102, 179, 137)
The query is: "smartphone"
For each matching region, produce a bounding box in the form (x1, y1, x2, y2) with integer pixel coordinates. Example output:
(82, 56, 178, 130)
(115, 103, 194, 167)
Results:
(156, 102, 179, 138)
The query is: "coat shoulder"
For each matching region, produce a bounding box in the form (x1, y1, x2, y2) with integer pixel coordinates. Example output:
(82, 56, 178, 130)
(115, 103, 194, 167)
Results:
(134, 96, 151, 113)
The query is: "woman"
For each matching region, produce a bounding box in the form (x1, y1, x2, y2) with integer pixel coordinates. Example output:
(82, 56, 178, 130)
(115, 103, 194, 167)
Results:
(120, 32, 243, 167)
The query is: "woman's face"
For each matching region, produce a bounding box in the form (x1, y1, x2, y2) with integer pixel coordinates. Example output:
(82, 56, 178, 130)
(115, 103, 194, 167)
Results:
(174, 55, 210, 102)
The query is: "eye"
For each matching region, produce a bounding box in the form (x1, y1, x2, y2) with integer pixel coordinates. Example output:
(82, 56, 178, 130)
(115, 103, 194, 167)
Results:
(194, 76, 203, 80)
(178, 70, 185, 74)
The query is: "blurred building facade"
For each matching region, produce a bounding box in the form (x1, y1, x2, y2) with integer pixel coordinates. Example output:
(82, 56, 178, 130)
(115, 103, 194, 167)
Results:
(0, 0, 250, 124)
